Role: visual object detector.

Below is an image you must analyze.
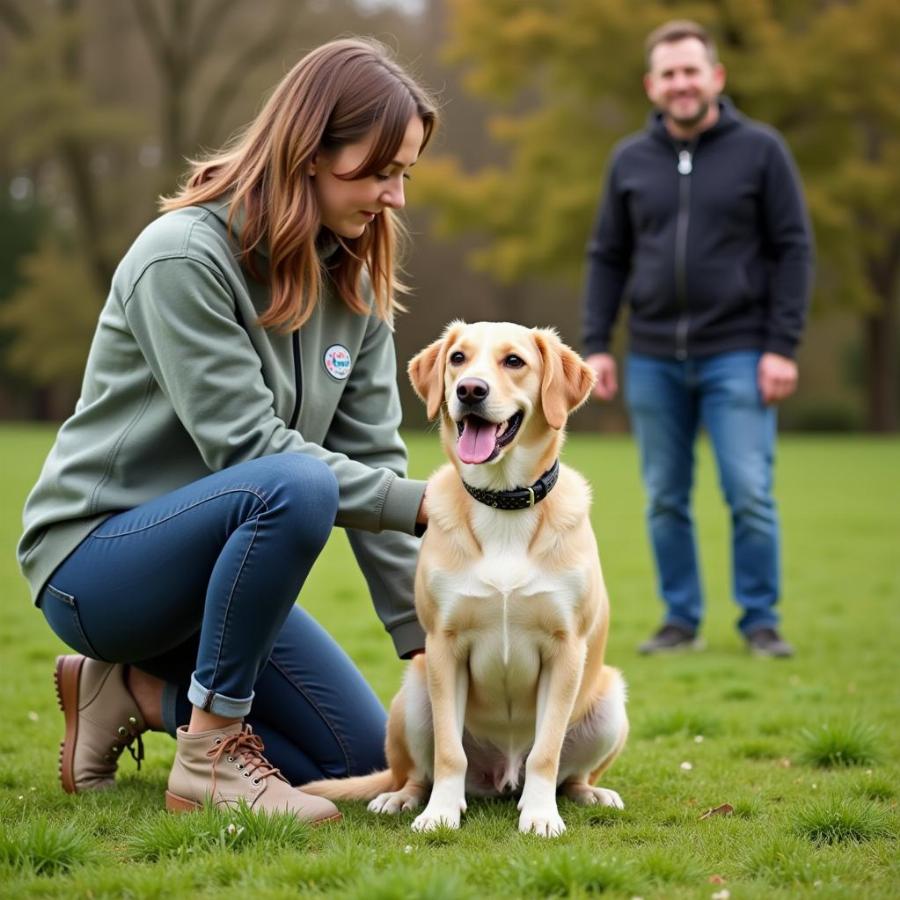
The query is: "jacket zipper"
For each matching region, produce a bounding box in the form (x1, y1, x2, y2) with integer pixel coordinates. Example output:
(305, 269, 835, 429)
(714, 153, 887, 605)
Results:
(289, 330, 302, 429)
(674, 142, 695, 360)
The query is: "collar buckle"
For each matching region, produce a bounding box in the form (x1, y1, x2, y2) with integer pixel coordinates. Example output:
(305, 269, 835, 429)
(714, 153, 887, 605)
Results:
(462, 460, 560, 511)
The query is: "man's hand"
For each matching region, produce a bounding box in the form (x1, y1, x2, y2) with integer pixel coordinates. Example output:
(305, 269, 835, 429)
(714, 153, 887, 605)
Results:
(758, 352, 798, 405)
(586, 353, 619, 401)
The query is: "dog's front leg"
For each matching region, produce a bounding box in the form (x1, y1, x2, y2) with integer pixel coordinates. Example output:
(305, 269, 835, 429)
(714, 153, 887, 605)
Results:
(412, 633, 469, 832)
(518, 637, 585, 837)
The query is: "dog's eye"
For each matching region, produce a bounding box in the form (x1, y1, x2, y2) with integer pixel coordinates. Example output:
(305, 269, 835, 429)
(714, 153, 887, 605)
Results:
(449, 351, 466, 365)
(503, 355, 525, 369)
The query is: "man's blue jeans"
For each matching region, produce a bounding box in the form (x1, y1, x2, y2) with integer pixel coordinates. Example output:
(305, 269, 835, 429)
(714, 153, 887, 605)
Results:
(625, 351, 781, 636)
(38, 453, 388, 784)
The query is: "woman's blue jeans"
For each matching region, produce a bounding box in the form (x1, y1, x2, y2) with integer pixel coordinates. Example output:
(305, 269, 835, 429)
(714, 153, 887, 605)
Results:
(625, 351, 781, 636)
(38, 453, 388, 784)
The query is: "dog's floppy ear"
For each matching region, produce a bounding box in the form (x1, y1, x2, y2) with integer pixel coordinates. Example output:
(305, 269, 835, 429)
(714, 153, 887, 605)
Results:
(533, 328, 596, 430)
(408, 321, 465, 421)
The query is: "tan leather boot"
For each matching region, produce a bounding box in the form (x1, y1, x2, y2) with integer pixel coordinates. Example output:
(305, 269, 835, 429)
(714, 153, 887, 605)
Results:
(166, 723, 341, 824)
(55, 655, 146, 793)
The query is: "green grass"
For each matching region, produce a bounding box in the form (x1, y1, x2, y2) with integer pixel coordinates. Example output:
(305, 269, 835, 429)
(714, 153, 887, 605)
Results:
(127, 801, 313, 861)
(0, 816, 96, 875)
(793, 796, 895, 845)
(796, 720, 883, 768)
(1, 426, 898, 899)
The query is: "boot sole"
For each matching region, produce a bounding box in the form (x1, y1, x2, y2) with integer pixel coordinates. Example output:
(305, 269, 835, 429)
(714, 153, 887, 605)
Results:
(638, 638, 706, 655)
(54, 654, 86, 795)
(748, 645, 794, 658)
(165, 790, 201, 813)
(164, 790, 342, 825)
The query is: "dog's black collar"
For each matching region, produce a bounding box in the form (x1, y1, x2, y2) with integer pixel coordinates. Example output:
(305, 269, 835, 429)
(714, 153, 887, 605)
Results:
(463, 460, 560, 510)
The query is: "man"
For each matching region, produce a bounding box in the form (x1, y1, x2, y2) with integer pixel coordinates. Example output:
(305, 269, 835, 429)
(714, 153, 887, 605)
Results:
(582, 20, 813, 657)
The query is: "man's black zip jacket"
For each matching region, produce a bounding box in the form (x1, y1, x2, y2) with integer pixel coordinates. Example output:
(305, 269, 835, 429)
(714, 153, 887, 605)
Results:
(582, 99, 814, 361)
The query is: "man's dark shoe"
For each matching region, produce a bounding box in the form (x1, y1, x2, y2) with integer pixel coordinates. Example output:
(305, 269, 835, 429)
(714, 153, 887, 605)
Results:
(745, 627, 794, 658)
(638, 623, 704, 655)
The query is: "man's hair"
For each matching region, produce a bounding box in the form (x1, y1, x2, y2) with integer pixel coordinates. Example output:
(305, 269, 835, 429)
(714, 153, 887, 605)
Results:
(645, 20, 718, 69)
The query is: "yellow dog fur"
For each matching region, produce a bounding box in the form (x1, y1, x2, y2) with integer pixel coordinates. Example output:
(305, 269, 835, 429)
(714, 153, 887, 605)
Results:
(302, 321, 628, 837)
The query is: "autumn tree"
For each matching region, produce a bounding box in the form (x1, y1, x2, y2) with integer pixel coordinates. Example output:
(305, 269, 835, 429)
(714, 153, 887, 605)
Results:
(418, 0, 900, 431)
(0, 0, 140, 413)
(0, 0, 427, 411)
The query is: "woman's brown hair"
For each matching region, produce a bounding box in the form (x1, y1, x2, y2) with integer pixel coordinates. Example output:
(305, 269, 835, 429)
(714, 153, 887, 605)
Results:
(161, 38, 438, 330)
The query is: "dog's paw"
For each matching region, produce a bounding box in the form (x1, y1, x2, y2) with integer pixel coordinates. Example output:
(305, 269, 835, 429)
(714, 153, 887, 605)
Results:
(518, 804, 566, 838)
(368, 789, 423, 815)
(411, 802, 464, 832)
(412, 780, 466, 831)
(564, 783, 625, 809)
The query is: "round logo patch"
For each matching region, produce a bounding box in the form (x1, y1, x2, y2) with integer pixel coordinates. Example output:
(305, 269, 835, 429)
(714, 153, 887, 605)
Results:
(323, 344, 352, 380)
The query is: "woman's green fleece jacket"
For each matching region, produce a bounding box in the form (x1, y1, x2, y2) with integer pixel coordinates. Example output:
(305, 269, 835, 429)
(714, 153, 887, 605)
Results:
(17, 201, 427, 657)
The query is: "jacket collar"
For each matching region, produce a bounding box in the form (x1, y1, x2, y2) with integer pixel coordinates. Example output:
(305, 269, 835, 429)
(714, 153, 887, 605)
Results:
(648, 96, 742, 146)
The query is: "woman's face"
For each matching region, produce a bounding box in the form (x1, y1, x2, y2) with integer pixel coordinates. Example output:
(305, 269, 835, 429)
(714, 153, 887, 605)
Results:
(310, 115, 425, 239)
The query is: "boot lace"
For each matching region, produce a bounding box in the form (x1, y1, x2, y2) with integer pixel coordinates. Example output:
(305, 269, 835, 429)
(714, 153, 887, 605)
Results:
(108, 719, 145, 770)
(207, 725, 282, 798)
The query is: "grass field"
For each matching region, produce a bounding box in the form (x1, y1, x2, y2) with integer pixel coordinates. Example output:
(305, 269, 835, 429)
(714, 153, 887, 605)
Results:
(1, 425, 897, 899)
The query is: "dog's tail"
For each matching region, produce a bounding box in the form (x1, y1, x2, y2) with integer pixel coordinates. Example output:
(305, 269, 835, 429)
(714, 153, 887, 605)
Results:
(300, 769, 397, 801)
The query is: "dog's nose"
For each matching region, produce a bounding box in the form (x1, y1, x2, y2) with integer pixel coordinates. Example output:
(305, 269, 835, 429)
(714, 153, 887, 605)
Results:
(456, 378, 490, 406)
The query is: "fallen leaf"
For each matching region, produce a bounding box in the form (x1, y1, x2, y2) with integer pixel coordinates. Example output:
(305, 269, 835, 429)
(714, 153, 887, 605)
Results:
(708, 874, 727, 884)
(700, 804, 734, 820)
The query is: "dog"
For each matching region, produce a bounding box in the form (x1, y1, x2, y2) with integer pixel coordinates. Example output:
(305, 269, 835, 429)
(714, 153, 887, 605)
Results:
(302, 321, 628, 837)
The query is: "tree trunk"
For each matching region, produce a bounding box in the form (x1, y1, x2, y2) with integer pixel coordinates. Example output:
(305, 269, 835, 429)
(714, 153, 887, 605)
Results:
(57, 0, 115, 289)
(59, 137, 114, 289)
(864, 247, 899, 432)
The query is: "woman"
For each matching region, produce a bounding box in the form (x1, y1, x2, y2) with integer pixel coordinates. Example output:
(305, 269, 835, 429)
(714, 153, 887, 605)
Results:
(17, 38, 437, 823)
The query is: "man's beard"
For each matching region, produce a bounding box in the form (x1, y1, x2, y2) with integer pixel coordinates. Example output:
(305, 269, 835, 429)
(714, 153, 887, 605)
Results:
(666, 98, 710, 129)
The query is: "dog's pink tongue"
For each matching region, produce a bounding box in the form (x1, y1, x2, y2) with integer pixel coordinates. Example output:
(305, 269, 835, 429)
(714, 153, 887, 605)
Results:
(457, 418, 499, 464)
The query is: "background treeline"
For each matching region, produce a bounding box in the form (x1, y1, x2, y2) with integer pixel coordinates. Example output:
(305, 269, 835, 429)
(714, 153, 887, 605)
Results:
(1, 0, 897, 431)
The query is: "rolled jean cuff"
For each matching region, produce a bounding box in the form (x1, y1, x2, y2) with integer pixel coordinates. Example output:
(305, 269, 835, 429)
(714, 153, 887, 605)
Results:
(188, 673, 254, 718)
